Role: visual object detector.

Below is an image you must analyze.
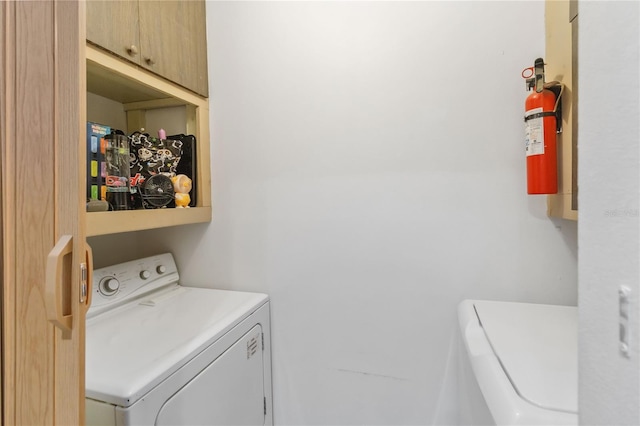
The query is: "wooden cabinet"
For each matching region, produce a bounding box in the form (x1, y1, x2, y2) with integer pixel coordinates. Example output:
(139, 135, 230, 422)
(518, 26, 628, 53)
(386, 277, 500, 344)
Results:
(87, 0, 208, 97)
(85, 1, 139, 63)
(546, 0, 578, 220)
(86, 46, 212, 237)
(2, 1, 211, 423)
(138, 1, 209, 98)
(2, 1, 87, 424)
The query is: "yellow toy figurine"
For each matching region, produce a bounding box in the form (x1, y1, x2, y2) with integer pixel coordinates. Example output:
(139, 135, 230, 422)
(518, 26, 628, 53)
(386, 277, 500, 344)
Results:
(172, 174, 192, 208)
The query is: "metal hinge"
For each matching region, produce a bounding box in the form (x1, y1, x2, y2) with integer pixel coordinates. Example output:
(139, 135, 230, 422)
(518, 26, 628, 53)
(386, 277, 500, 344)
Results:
(264, 397, 267, 415)
(261, 333, 264, 351)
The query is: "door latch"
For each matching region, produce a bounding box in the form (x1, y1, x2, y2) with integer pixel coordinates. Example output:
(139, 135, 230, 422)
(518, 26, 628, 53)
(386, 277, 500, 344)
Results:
(80, 262, 88, 304)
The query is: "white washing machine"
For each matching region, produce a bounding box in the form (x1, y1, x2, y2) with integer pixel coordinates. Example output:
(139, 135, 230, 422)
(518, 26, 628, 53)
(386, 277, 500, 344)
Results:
(458, 300, 578, 425)
(86, 253, 273, 426)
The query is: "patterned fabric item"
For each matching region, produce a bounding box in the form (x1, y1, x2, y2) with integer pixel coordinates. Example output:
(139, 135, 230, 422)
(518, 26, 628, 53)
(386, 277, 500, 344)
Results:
(129, 132, 183, 179)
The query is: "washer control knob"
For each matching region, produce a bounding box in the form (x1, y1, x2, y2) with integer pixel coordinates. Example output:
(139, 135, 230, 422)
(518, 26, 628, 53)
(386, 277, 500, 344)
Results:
(156, 265, 166, 274)
(140, 270, 151, 280)
(99, 277, 120, 296)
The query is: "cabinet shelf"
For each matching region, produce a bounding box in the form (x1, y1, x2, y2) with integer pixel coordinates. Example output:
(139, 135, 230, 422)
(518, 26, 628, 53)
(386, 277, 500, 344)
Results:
(86, 207, 211, 237)
(85, 44, 212, 236)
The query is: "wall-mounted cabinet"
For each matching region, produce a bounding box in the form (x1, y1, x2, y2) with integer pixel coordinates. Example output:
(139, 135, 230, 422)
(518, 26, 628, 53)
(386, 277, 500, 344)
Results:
(86, 45, 211, 236)
(86, 0, 208, 97)
(546, 0, 578, 221)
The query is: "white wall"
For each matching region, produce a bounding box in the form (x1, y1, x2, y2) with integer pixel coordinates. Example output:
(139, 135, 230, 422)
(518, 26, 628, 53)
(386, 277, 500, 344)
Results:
(87, 92, 127, 131)
(578, 2, 640, 425)
(90, 2, 578, 424)
(86, 93, 186, 137)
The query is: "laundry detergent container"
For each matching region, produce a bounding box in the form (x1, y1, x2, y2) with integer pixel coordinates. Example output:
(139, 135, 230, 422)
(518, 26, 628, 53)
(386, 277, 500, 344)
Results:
(457, 300, 578, 425)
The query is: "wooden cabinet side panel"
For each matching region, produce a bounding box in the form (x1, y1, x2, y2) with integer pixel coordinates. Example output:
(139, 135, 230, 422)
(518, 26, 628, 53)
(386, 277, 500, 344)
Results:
(195, 103, 212, 208)
(138, 0, 209, 96)
(54, 1, 87, 424)
(571, 15, 578, 211)
(546, 0, 577, 220)
(86, 0, 140, 65)
(1, 1, 12, 423)
(14, 2, 56, 423)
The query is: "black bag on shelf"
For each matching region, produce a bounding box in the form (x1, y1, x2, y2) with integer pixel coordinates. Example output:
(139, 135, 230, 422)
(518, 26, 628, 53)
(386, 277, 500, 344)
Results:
(167, 133, 197, 207)
(129, 132, 183, 177)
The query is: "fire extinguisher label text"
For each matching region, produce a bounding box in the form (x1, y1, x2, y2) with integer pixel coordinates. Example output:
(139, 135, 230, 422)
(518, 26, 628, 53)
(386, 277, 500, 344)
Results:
(525, 107, 544, 156)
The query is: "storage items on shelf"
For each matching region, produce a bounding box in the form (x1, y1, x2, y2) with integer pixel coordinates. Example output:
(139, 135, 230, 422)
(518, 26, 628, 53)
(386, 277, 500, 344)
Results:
(85, 129, 198, 211)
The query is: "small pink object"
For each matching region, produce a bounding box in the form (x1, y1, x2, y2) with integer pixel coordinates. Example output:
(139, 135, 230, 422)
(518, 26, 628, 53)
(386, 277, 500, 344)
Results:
(158, 128, 166, 139)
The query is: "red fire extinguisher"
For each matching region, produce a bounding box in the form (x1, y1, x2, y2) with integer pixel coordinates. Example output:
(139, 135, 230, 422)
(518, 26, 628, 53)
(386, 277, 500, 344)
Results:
(522, 58, 560, 195)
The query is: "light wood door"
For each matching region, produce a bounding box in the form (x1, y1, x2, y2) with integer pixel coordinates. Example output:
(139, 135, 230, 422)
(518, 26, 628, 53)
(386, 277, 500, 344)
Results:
(138, 0, 209, 96)
(86, 0, 141, 65)
(2, 1, 88, 424)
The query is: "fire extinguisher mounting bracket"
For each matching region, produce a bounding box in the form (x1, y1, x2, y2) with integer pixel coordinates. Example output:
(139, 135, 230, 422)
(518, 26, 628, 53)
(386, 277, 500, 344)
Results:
(523, 81, 564, 134)
(545, 81, 564, 134)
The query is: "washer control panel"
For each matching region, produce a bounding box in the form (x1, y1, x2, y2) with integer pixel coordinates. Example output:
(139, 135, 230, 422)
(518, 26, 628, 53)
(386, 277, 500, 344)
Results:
(89, 253, 179, 317)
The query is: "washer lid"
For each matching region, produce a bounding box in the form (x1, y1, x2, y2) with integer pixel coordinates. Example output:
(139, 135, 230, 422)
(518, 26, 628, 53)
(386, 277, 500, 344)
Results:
(473, 300, 578, 414)
(85, 285, 268, 407)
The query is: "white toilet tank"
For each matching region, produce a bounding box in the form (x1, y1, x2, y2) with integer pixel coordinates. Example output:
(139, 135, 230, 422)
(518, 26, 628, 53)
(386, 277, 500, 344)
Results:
(457, 300, 578, 426)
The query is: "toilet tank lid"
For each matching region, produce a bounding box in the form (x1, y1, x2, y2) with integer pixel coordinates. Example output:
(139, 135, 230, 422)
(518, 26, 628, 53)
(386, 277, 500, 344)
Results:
(473, 300, 578, 414)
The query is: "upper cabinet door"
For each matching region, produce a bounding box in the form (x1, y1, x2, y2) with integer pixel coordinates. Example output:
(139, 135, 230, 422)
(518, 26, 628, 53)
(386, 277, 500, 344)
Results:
(138, 0, 209, 97)
(86, 1, 141, 65)
(86, 1, 208, 97)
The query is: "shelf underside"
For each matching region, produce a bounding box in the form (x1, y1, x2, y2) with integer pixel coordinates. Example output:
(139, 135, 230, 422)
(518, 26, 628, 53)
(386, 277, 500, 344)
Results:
(87, 58, 169, 104)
